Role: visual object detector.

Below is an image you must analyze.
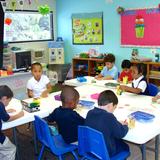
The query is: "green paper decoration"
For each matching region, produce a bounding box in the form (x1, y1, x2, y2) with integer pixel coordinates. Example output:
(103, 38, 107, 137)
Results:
(38, 5, 50, 15)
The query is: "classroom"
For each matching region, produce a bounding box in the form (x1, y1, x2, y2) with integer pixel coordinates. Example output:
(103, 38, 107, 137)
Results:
(1, 0, 160, 160)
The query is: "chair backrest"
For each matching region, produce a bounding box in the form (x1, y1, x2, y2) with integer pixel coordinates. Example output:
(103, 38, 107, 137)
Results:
(148, 83, 159, 96)
(34, 115, 63, 155)
(78, 126, 110, 160)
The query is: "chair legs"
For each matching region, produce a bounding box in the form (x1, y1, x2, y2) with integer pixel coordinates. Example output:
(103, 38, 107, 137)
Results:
(59, 155, 63, 160)
(38, 145, 45, 160)
(72, 151, 79, 160)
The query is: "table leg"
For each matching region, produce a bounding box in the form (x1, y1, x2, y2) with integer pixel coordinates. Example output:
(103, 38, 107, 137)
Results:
(140, 144, 146, 160)
(32, 122, 38, 155)
(155, 135, 159, 160)
(12, 127, 20, 160)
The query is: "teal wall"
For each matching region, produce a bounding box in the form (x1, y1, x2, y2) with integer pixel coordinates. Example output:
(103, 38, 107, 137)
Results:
(56, 0, 160, 70)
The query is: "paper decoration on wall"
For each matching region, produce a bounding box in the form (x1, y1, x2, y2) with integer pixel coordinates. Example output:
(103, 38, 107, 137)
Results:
(5, 17, 12, 25)
(18, 0, 24, 10)
(28, 0, 31, 5)
(10, 0, 17, 11)
(1, 1, 7, 12)
(135, 15, 145, 38)
(38, 5, 50, 15)
(72, 12, 103, 44)
(117, 6, 125, 14)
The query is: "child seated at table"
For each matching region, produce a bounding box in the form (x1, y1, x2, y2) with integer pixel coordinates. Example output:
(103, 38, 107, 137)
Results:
(27, 62, 52, 98)
(47, 86, 85, 144)
(0, 85, 24, 160)
(118, 59, 133, 82)
(95, 54, 118, 80)
(85, 90, 129, 157)
(119, 63, 149, 95)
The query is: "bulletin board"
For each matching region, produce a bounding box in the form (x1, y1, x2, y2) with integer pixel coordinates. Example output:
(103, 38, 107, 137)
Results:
(121, 8, 160, 47)
(72, 12, 103, 45)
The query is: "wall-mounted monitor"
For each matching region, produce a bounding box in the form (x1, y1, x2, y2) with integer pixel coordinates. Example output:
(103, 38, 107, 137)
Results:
(4, 10, 54, 43)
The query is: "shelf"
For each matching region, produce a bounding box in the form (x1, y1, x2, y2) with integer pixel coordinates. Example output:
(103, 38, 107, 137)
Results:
(149, 75, 160, 80)
(72, 57, 104, 78)
(74, 69, 88, 73)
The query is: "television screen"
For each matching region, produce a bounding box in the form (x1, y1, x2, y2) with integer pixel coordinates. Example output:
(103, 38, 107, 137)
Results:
(4, 10, 53, 43)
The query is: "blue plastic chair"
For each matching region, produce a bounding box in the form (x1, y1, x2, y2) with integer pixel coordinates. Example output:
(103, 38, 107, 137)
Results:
(148, 83, 159, 96)
(34, 116, 78, 160)
(78, 126, 130, 160)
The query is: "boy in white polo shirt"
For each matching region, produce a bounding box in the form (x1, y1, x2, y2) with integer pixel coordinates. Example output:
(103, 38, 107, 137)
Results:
(27, 62, 52, 98)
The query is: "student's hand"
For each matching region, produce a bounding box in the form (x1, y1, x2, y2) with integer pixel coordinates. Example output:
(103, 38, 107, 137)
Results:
(120, 120, 128, 126)
(152, 97, 158, 102)
(18, 110, 24, 117)
(7, 109, 16, 113)
(41, 90, 48, 98)
(95, 77, 103, 80)
(119, 85, 127, 91)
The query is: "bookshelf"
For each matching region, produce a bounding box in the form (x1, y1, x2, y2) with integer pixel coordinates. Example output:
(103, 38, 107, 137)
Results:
(72, 58, 104, 78)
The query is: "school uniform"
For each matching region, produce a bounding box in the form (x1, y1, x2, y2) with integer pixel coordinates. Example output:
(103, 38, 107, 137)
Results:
(101, 65, 118, 80)
(85, 107, 129, 157)
(47, 106, 85, 144)
(132, 75, 149, 95)
(0, 102, 16, 160)
(27, 75, 50, 98)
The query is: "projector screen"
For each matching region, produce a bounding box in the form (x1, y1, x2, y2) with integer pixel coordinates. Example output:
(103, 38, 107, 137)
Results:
(4, 10, 54, 43)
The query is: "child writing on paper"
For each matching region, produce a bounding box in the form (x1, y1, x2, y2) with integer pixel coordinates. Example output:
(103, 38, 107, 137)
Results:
(95, 54, 118, 80)
(118, 59, 133, 82)
(27, 62, 52, 98)
(85, 90, 129, 157)
(119, 63, 149, 95)
(0, 85, 24, 160)
(47, 86, 85, 144)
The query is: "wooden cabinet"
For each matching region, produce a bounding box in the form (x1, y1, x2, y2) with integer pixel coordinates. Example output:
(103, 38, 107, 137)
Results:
(72, 58, 104, 78)
(131, 61, 160, 86)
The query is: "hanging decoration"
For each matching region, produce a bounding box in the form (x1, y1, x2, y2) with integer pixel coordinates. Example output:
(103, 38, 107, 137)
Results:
(18, 0, 24, 10)
(5, 18, 12, 25)
(28, 0, 32, 5)
(10, 0, 17, 11)
(1, 1, 7, 12)
(38, 5, 50, 15)
(35, 0, 39, 4)
(117, 6, 125, 14)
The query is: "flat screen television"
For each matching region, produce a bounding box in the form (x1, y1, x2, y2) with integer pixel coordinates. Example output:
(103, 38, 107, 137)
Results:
(3, 10, 54, 43)
(0, 3, 4, 68)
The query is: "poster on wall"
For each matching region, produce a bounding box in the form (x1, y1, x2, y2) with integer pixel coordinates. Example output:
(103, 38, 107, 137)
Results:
(72, 12, 103, 45)
(121, 8, 160, 47)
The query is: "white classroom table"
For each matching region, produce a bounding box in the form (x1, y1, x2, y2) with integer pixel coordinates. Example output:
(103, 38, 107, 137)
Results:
(2, 82, 160, 160)
(65, 76, 160, 160)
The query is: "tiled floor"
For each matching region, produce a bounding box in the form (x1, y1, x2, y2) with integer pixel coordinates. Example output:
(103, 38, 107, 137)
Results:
(4, 124, 158, 160)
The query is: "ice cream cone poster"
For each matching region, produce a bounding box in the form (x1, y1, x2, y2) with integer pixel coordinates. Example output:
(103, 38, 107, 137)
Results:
(135, 15, 145, 38)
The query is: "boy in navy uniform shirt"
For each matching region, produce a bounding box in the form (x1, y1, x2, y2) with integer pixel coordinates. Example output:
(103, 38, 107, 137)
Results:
(85, 90, 129, 157)
(47, 86, 84, 144)
(0, 85, 24, 160)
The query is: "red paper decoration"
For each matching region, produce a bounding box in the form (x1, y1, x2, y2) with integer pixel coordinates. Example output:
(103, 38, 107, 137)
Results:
(5, 18, 12, 25)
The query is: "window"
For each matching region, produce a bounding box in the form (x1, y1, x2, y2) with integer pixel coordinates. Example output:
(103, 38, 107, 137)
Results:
(4, 10, 54, 43)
